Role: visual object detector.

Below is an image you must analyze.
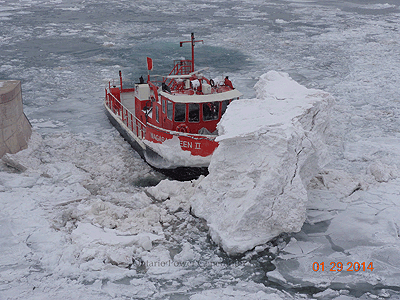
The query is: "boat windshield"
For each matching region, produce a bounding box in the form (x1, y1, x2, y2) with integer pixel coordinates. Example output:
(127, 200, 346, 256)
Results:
(167, 100, 173, 120)
(203, 102, 219, 121)
(189, 103, 200, 122)
(174, 103, 186, 122)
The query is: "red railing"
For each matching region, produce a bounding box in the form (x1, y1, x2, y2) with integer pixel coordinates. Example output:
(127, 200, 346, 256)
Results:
(106, 90, 217, 141)
(171, 60, 192, 75)
(105, 91, 146, 139)
(164, 60, 192, 87)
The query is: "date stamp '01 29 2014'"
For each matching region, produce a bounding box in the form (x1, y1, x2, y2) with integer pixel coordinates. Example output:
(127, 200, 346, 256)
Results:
(312, 262, 374, 272)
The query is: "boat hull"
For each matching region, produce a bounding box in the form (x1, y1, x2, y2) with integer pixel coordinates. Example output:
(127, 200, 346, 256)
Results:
(104, 101, 146, 159)
(104, 102, 209, 180)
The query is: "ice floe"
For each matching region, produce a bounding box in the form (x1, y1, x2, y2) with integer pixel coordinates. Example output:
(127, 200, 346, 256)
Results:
(190, 71, 333, 255)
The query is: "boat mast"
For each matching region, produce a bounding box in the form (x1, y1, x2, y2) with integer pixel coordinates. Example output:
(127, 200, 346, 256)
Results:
(180, 33, 203, 72)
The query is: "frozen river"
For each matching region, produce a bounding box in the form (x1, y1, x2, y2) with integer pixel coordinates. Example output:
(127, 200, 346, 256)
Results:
(1, 0, 400, 299)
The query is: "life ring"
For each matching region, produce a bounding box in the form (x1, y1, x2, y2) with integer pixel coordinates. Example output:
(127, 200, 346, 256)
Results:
(209, 79, 215, 87)
(176, 124, 190, 133)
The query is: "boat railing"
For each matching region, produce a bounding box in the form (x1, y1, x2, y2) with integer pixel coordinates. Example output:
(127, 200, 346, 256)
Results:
(171, 60, 192, 75)
(106, 87, 217, 142)
(164, 60, 192, 87)
(108, 79, 136, 93)
(105, 90, 146, 140)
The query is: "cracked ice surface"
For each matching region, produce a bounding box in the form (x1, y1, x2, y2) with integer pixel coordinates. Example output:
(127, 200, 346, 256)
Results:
(190, 71, 333, 255)
(271, 150, 400, 290)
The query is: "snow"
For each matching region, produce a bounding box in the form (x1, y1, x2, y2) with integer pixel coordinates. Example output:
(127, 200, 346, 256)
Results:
(358, 3, 397, 10)
(102, 41, 115, 47)
(368, 161, 398, 183)
(267, 270, 287, 284)
(2, 0, 400, 298)
(3, 129, 304, 299)
(0, 130, 172, 298)
(190, 71, 333, 255)
(146, 178, 202, 213)
(188, 281, 304, 300)
(144, 136, 212, 168)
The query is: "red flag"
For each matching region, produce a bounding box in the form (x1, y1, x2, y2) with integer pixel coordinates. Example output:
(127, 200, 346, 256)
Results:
(146, 57, 153, 71)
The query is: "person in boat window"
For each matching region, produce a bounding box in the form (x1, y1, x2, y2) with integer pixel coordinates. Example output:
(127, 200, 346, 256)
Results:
(224, 76, 234, 89)
(203, 102, 219, 121)
(139, 76, 145, 84)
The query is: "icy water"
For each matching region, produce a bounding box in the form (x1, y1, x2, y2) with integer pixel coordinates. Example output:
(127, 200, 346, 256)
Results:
(1, 0, 400, 299)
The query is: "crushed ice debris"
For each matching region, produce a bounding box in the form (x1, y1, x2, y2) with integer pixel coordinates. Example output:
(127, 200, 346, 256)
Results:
(1, 154, 28, 172)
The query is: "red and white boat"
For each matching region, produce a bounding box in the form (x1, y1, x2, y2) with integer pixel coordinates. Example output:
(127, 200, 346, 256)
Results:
(104, 33, 242, 177)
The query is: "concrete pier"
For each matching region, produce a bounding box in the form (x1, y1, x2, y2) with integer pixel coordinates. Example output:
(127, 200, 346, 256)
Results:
(0, 80, 32, 158)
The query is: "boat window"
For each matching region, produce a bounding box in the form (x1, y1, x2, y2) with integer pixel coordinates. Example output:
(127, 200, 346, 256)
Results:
(174, 102, 186, 122)
(156, 105, 159, 123)
(203, 102, 219, 121)
(162, 98, 166, 114)
(188, 103, 199, 122)
(167, 100, 173, 120)
(221, 100, 230, 116)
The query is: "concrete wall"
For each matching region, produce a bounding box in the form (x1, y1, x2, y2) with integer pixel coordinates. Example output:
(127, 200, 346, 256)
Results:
(0, 80, 32, 158)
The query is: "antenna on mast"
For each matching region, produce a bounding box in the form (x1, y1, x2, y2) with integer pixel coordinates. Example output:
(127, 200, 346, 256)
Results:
(180, 33, 203, 73)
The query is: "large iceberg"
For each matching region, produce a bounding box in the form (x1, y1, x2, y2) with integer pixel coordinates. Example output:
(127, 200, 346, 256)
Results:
(190, 71, 334, 255)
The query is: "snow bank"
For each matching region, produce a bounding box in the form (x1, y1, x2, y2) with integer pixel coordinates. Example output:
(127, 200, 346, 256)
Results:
(190, 71, 333, 255)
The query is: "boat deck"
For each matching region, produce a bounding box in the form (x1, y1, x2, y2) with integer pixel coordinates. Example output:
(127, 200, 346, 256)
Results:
(121, 91, 135, 113)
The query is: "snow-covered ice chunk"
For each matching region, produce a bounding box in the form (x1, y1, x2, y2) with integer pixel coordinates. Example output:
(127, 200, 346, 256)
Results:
(267, 270, 287, 284)
(191, 71, 333, 255)
(174, 242, 200, 262)
(146, 177, 203, 212)
(313, 288, 340, 299)
(71, 222, 161, 247)
(368, 161, 398, 183)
